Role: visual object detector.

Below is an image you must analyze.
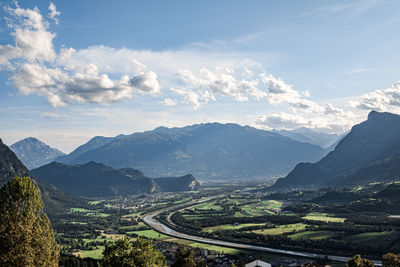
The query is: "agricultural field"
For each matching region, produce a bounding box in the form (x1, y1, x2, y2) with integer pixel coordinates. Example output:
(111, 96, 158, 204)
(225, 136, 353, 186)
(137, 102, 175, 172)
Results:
(302, 212, 346, 223)
(203, 223, 267, 232)
(129, 230, 169, 240)
(54, 183, 400, 263)
(289, 231, 335, 240)
(250, 223, 308, 236)
(194, 200, 223, 211)
(164, 237, 242, 254)
(74, 246, 105, 259)
(343, 231, 400, 248)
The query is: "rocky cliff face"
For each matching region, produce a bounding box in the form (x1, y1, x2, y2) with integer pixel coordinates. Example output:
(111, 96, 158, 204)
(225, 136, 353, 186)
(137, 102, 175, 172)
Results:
(272, 111, 400, 190)
(10, 137, 65, 169)
(0, 138, 31, 185)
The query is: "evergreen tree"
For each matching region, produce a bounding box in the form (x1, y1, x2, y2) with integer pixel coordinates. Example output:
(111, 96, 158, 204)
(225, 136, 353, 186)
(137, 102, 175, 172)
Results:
(172, 245, 196, 267)
(383, 253, 400, 267)
(102, 237, 166, 267)
(0, 177, 59, 266)
(346, 255, 374, 267)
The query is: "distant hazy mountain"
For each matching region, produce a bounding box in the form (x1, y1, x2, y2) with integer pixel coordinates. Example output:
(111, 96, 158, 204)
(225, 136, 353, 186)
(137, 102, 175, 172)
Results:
(273, 127, 342, 148)
(273, 111, 400, 190)
(55, 123, 326, 180)
(31, 161, 199, 197)
(10, 137, 65, 169)
(55, 136, 119, 164)
(0, 138, 87, 215)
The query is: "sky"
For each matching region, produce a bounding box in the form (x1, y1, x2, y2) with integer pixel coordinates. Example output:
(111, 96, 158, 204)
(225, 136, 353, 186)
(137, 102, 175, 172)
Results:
(1, 0, 400, 152)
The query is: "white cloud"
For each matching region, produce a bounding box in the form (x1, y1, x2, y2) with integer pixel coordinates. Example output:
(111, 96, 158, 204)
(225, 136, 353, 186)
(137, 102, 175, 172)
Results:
(3, 3, 57, 62)
(255, 111, 355, 134)
(352, 81, 400, 112)
(129, 71, 160, 93)
(12, 62, 161, 107)
(256, 112, 311, 130)
(0, 1, 391, 137)
(48, 3, 60, 24)
(173, 67, 330, 114)
(324, 103, 345, 116)
(1, 3, 160, 107)
(161, 98, 178, 106)
(170, 87, 208, 109)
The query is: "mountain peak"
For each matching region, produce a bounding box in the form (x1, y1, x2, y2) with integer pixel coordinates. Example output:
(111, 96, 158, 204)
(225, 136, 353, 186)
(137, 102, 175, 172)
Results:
(273, 111, 400, 190)
(367, 110, 380, 120)
(10, 137, 65, 169)
(59, 122, 325, 179)
(367, 110, 399, 121)
(23, 137, 41, 142)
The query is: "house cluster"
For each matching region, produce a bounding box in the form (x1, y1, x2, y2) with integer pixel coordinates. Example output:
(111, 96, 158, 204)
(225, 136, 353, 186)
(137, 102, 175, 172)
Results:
(154, 241, 239, 266)
(154, 240, 335, 267)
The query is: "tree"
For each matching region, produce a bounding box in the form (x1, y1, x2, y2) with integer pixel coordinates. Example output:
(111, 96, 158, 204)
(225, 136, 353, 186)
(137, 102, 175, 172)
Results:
(383, 253, 400, 267)
(102, 237, 166, 267)
(0, 177, 59, 266)
(172, 245, 196, 267)
(346, 255, 374, 267)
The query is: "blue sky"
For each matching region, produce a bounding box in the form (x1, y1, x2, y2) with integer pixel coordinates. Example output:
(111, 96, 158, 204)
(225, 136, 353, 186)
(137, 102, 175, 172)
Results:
(1, 0, 400, 152)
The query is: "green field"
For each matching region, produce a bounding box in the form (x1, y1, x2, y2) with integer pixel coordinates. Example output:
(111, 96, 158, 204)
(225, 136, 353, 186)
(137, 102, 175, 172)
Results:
(343, 231, 398, 247)
(88, 200, 103, 205)
(119, 222, 148, 231)
(264, 200, 282, 210)
(302, 212, 346, 223)
(174, 196, 192, 204)
(238, 200, 281, 216)
(69, 207, 109, 217)
(70, 207, 93, 213)
(85, 212, 110, 217)
(129, 230, 169, 240)
(76, 246, 105, 259)
(165, 238, 241, 254)
(203, 223, 266, 232)
(69, 221, 87, 225)
(188, 242, 241, 254)
(195, 201, 223, 211)
(289, 231, 334, 240)
(251, 223, 308, 235)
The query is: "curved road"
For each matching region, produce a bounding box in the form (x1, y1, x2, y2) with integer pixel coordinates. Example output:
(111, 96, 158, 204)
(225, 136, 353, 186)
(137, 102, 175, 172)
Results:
(143, 206, 382, 266)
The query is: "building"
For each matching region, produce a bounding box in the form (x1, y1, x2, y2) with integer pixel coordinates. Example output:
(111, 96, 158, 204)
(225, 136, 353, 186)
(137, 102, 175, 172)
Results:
(245, 260, 272, 267)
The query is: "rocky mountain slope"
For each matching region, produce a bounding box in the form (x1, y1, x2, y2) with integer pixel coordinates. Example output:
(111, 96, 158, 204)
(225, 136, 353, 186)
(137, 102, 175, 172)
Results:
(0, 138, 87, 215)
(31, 161, 199, 197)
(273, 127, 342, 148)
(56, 123, 326, 180)
(10, 137, 65, 169)
(272, 111, 400, 190)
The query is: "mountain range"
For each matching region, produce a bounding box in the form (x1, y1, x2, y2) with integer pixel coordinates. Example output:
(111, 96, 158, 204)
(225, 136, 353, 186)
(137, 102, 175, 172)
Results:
(272, 127, 342, 149)
(54, 123, 327, 180)
(10, 137, 65, 170)
(31, 162, 199, 198)
(272, 111, 400, 190)
(0, 138, 87, 215)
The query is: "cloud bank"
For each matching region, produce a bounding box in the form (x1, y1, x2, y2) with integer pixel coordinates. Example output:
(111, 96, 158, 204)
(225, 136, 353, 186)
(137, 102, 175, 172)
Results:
(0, 3, 160, 107)
(1, 2, 399, 135)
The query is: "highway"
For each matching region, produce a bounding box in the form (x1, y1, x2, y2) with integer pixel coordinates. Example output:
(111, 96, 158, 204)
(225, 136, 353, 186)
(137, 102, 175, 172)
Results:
(143, 203, 382, 266)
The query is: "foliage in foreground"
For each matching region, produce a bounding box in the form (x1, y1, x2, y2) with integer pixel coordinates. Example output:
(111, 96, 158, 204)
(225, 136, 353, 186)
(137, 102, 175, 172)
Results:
(383, 253, 400, 267)
(0, 177, 60, 266)
(172, 245, 198, 267)
(102, 237, 166, 267)
(346, 255, 374, 267)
